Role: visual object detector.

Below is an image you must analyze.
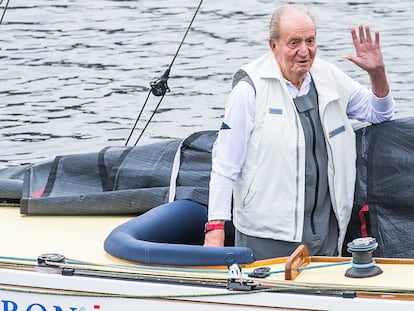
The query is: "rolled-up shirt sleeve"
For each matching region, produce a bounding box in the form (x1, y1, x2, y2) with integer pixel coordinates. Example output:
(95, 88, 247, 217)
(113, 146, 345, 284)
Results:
(208, 81, 255, 221)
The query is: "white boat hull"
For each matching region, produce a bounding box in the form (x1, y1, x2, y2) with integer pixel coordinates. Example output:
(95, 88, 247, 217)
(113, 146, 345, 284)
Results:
(1, 266, 414, 311)
(1, 207, 414, 310)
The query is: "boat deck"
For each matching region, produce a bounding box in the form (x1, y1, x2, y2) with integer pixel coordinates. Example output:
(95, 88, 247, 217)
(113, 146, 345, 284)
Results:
(0, 206, 132, 265)
(1, 205, 414, 297)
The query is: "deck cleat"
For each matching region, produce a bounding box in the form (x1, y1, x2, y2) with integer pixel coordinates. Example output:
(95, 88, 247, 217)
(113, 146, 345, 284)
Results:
(345, 237, 383, 278)
(35, 253, 66, 274)
(247, 266, 271, 278)
(227, 263, 257, 291)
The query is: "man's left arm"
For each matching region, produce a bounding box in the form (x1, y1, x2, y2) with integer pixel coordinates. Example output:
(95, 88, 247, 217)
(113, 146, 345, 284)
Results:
(343, 24, 394, 122)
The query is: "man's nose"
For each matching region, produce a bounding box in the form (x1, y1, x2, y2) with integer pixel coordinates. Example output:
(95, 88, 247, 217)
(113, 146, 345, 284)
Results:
(298, 43, 309, 56)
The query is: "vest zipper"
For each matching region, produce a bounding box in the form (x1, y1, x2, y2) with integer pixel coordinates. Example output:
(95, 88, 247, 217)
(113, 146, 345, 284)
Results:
(305, 110, 319, 235)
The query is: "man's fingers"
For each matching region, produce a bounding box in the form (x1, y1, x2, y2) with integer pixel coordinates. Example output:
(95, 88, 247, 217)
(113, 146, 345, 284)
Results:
(358, 24, 365, 43)
(375, 30, 380, 45)
(343, 55, 358, 66)
(350, 27, 359, 44)
(364, 25, 372, 43)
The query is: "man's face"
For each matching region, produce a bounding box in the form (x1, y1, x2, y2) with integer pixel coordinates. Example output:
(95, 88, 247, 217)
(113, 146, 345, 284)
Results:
(269, 12, 317, 87)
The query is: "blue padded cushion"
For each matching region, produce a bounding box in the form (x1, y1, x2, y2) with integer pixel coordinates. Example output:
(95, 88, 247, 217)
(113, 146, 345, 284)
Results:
(104, 200, 255, 266)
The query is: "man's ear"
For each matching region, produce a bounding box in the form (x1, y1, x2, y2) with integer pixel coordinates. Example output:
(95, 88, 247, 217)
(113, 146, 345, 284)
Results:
(268, 38, 277, 51)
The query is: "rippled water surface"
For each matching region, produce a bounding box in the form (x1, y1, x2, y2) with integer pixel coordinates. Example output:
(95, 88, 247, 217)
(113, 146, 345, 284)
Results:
(0, 0, 413, 165)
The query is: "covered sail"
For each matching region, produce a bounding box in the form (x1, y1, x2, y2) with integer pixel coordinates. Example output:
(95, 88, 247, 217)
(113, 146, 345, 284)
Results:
(345, 117, 414, 258)
(0, 131, 217, 215)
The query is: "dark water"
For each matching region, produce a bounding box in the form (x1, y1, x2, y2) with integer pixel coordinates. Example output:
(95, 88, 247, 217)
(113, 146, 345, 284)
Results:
(0, 0, 413, 166)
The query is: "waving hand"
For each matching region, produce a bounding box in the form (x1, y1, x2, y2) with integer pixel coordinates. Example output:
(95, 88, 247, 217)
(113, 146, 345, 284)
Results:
(343, 24, 390, 97)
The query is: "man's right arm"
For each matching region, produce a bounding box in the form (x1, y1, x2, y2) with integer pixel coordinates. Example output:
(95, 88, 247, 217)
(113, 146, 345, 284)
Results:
(203, 81, 256, 247)
(203, 172, 233, 247)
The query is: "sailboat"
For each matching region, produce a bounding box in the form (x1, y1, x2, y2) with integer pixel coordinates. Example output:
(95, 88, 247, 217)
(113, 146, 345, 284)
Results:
(1, 1, 414, 310)
(0, 115, 413, 311)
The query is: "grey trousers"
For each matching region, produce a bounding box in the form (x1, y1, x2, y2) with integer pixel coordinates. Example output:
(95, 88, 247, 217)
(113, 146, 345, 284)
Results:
(235, 229, 301, 260)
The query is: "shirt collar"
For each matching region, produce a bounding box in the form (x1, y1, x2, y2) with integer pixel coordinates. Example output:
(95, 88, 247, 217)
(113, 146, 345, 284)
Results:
(284, 73, 312, 98)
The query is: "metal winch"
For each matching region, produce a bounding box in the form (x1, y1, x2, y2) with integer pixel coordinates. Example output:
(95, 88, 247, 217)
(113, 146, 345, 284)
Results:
(345, 237, 383, 278)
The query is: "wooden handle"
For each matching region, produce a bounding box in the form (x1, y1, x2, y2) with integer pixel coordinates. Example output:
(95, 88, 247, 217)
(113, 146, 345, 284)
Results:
(285, 244, 310, 280)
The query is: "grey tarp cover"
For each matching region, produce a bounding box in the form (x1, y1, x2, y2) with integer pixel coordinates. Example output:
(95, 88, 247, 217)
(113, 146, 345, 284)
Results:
(344, 117, 414, 258)
(0, 130, 217, 215)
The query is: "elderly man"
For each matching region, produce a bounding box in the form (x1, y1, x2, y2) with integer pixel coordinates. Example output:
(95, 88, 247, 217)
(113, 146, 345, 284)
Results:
(204, 4, 394, 260)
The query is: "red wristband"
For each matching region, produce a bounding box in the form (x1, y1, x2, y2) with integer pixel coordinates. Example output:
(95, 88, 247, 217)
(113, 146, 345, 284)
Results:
(204, 223, 225, 233)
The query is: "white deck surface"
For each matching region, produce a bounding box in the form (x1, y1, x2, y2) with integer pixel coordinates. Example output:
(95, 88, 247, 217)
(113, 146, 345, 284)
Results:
(0, 206, 133, 264)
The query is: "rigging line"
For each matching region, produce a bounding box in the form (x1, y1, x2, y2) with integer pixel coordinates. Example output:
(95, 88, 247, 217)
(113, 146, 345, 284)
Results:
(125, 0, 204, 147)
(166, 0, 204, 71)
(261, 261, 351, 277)
(56, 258, 229, 275)
(124, 89, 152, 146)
(0, 0, 10, 25)
(297, 260, 351, 271)
(133, 94, 165, 146)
